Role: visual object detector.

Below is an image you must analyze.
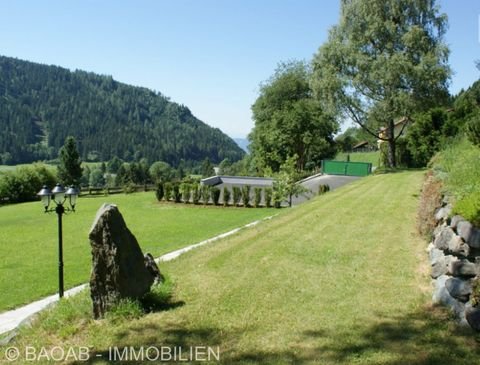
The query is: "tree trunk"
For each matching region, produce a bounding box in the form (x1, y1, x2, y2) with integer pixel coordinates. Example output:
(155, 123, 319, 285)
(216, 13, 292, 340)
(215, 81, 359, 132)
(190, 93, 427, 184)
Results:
(387, 119, 396, 168)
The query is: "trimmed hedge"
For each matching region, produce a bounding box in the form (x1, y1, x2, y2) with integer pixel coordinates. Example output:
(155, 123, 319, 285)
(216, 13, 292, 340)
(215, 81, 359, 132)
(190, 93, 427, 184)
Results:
(241, 185, 251, 207)
(254, 187, 262, 208)
(155, 182, 164, 201)
(212, 187, 221, 205)
(223, 187, 231, 207)
(264, 187, 273, 208)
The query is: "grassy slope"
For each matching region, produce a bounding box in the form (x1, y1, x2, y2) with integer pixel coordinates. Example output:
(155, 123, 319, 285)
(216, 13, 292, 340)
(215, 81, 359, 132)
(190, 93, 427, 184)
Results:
(5, 170, 479, 364)
(0, 193, 275, 311)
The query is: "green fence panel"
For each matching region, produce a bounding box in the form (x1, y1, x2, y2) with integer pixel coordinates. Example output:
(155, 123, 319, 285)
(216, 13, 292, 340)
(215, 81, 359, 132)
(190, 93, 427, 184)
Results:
(346, 162, 371, 176)
(322, 160, 372, 177)
(322, 160, 348, 175)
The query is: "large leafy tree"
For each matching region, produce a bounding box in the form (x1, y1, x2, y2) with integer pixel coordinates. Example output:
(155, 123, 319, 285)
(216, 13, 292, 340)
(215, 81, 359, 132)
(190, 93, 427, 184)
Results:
(149, 161, 174, 182)
(57, 136, 83, 187)
(249, 61, 338, 173)
(405, 108, 448, 166)
(311, 0, 450, 167)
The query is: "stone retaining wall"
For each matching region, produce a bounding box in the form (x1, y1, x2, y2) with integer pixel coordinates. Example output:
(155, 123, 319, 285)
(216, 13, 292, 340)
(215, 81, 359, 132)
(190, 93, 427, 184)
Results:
(428, 198, 480, 331)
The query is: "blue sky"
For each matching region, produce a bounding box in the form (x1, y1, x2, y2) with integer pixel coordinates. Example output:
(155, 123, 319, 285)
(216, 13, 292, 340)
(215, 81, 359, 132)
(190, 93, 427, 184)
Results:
(0, 0, 479, 138)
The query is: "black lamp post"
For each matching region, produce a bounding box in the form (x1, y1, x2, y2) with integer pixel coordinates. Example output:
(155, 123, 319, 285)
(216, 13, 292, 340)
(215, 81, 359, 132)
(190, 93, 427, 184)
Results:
(37, 184, 79, 298)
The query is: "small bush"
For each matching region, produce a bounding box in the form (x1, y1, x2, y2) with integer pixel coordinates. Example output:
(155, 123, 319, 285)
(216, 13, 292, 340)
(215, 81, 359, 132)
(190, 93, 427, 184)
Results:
(164, 182, 172, 201)
(318, 184, 330, 195)
(192, 183, 201, 204)
(201, 185, 211, 205)
(273, 180, 287, 208)
(232, 187, 241, 206)
(155, 182, 164, 201)
(223, 186, 231, 207)
(180, 182, 191, 203)
(173, 183, 181, 203)
(123, 181, 136, 194)
(211, 187, 221, 205)
(241, 185, 251, 207)
(264, 187, 273, 208)
(452, 191, 480, 226)
(254, 187, 262, 207)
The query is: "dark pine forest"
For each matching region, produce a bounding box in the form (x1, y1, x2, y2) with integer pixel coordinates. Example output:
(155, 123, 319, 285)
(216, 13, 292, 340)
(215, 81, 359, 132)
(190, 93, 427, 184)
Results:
(0, 55, 244, 165)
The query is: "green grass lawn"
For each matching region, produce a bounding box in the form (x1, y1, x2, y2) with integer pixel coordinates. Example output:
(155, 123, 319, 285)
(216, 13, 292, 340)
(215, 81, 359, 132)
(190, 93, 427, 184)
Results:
(335, 151, 380, 167)
(4, 170, 479, 364)
(0, 193, 276, 311)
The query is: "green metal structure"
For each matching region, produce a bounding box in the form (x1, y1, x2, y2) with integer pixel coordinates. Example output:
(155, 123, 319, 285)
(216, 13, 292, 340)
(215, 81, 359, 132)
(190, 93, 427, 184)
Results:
(322, 160, 372, 177)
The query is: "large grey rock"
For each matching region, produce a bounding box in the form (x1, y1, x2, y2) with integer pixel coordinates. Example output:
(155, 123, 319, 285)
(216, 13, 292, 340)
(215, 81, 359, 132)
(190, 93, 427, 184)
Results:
(144, 253, 164, 284)
(435, 205, 452, 223)
(430, 251, 447, 279)
(429, 246, 444, 264)
(445, 278, 472, 302)
(450, 215, 465, 230)
(457, 221, 480, 248)
(432, 275, 466, 318)
(433, 227, 454, 251)
(89, 203, 158, 319)
(445, 255, 459, 275)
(450, 259, 478, 278)
(433, 223, 445, 238)
(465, 305, 480, 332)
(447, 234, 470, 257)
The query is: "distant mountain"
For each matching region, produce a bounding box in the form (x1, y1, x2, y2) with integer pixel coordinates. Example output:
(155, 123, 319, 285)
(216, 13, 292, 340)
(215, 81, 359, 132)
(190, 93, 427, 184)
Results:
(233, 138, 250, 153)
(0, 55, 245, 165)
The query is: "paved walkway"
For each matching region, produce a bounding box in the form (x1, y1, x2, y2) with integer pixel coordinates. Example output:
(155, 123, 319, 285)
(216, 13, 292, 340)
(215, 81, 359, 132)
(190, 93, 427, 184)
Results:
(0, 215, 274, 342)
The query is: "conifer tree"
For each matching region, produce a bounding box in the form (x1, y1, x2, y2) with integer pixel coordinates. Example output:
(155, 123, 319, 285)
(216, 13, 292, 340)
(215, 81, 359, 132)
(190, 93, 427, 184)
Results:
(57, 136, 83, 187)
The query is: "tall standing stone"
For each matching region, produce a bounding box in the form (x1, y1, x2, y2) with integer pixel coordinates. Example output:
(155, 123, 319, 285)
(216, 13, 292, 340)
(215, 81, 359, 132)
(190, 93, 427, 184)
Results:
(89, 203, 158, 318)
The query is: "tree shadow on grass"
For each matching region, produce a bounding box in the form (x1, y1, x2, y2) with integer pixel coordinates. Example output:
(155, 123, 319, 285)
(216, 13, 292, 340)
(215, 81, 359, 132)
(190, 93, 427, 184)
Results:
(228, 306, 480, 365)
(74, 304, 480, 365)
(75, 322, 225, 365)
(315, 307, 479, 365)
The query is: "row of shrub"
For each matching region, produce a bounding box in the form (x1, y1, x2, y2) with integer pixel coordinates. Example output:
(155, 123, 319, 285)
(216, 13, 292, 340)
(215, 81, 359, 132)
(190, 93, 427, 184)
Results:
(155, 182, 275, 208)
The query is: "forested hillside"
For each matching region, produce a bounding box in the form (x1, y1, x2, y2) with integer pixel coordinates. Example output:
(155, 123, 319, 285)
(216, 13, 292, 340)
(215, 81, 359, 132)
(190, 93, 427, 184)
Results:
(0, 55, 244, 165)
